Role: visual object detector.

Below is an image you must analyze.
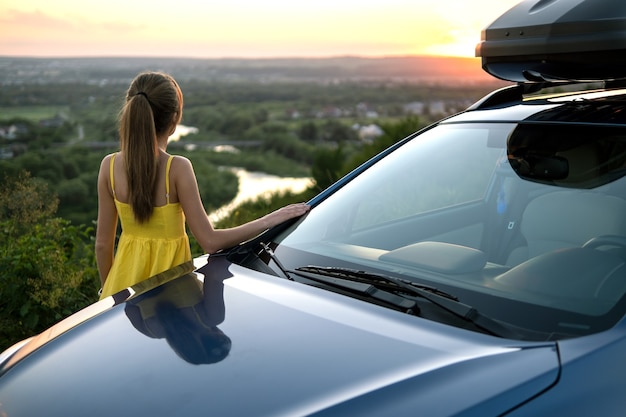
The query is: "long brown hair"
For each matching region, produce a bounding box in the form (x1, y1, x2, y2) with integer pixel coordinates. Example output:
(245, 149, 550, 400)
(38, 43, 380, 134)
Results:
(118, 72, 183, 223)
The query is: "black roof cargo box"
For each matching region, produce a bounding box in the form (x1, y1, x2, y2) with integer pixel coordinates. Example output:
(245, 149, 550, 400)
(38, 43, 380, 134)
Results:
(476, 0, 626, 83)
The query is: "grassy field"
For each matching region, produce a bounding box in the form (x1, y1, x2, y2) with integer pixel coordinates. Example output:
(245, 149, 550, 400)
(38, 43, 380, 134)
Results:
(0, 106, 70, 121)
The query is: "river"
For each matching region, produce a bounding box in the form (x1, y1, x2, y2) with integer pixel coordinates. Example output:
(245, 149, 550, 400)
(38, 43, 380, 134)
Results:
(171, 125, 314, 222)
(208, 168, 314, 223)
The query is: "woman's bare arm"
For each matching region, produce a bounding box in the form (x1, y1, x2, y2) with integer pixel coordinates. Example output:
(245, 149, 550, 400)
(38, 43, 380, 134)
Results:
(173, 156, 309, 254)
(95, 154, 119, 285)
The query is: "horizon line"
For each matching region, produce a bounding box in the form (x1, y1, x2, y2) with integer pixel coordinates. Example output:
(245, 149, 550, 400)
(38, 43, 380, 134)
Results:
(0, 53, 482, 61)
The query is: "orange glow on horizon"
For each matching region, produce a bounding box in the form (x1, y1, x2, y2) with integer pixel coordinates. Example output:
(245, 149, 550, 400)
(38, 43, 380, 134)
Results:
(0, 0, 521, 59)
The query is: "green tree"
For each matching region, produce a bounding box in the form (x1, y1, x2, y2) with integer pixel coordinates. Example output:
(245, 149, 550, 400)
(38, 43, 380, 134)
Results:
(320, 120, 358, 143)
(0, 172, 98, 350)
(341, 116, 425, 177)
(311, 145, 346, 192)
(298, 121, 318, 142)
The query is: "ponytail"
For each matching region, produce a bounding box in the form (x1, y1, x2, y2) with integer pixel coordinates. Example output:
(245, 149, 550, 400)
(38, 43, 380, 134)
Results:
(118, 72, 183, 223)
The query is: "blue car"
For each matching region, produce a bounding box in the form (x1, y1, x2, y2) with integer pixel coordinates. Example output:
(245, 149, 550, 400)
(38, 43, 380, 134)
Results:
(2, 0, 626, 415)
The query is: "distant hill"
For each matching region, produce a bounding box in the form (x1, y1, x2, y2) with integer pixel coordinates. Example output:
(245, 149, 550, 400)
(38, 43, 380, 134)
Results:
(0, 55, 505, 86)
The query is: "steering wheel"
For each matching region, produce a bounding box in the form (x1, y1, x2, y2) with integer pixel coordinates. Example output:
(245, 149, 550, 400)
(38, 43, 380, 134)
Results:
(582, 235, 626, 250)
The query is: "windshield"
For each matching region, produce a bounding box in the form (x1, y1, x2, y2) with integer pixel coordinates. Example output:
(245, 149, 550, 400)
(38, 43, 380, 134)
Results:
(254, 122, 626, 341)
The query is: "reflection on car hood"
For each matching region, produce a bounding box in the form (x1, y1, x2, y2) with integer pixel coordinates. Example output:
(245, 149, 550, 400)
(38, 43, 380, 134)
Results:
(0, 256, 559, 417)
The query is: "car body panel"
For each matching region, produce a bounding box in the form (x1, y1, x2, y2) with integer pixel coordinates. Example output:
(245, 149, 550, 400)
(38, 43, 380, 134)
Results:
(0, 257, 560, 417)
(508, 320, 626, 416)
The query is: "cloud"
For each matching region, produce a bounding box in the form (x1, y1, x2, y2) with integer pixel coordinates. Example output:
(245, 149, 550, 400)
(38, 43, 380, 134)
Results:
(0, 8, 150, 55)
(0, 11, 62, 39)
(0, 9, 142, 40)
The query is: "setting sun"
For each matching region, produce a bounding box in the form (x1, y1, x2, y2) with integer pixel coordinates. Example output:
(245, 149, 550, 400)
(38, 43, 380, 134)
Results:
(0, 0, 521, 58)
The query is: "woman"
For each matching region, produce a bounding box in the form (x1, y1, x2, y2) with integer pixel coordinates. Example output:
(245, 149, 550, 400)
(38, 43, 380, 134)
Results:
(95, 71, 309, 300)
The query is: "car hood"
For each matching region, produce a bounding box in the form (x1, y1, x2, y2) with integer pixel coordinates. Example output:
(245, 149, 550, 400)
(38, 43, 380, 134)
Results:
(0, 256, 559, 417)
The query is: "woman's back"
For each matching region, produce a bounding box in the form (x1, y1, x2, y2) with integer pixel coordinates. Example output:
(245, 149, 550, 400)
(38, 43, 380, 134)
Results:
(99, 152, 191, 299)
(111, 151, 181, 207)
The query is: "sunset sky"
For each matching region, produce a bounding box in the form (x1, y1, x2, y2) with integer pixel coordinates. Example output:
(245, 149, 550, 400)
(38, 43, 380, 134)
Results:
(0, 0, 521, 59)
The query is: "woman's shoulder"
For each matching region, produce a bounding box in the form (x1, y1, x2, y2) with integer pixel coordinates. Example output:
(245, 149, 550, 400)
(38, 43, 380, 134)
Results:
(168, 155, 197, 193)
(169, 154, 195, 176)
(169, 155, 191, 168)
(98, 152, 117, 171)
(101, 152, 117, 161)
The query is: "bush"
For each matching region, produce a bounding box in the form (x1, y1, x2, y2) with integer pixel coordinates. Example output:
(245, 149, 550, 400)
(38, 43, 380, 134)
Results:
(0, 172, 98, 351)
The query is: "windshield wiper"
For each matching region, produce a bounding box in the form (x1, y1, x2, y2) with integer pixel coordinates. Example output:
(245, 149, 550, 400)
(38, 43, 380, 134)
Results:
(296, 266, 458, 300)
(258, 244, 414, 313)
(294, 266, 522, 339)
(292, 267, 418, 313)
(259, 242, 293, 280)
(256, 242, 521, 338)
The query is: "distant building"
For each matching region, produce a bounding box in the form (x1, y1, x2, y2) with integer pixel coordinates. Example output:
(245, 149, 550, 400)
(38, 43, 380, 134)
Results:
(0, 124, 28, 140)
(285, 108, 301, 119)
(356, 102, 379, 118)
(315, 106, 344, 119)
(429, 101, 446, 115)
(404, 101, 425, 115)
(0, 125, 18, 140)
(0, 147, 13, 159)
(355, 124, 384, 142)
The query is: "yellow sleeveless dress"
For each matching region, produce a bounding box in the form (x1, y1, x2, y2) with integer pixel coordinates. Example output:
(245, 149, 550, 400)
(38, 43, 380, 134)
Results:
(99, 154, 192, 300)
